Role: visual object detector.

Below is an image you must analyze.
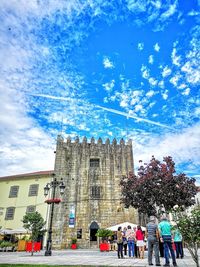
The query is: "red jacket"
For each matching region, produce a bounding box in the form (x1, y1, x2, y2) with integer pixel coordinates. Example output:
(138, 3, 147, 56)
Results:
(136, 230, 144, 241)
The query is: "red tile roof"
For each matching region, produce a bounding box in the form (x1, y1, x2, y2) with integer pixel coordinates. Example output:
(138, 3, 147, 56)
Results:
(0, 170, 54, 180)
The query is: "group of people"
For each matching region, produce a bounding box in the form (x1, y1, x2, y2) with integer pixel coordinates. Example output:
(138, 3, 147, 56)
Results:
(116, 225, 145, 259)
(115, 215, 184, 267)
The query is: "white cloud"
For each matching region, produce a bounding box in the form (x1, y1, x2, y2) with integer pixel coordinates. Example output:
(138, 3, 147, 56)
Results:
(162, 66, 172, 77)
(171, 48, 181, 66)
(120, 93, 129, 108)
(0, 84, 55, 176)
(102, 79, 115, 91)
(127, 0, 146, 13)
(182, 88, 190, 96)
(170, 74, 180, 87)
(178, 83, 187, 89)
(146, 90, 155, 98)
(160, 1, 178, 19)
(162, 90, 168, 100)
(158, 80, 165, 89)
(103, 57, 114, 69)
(141, 65, 150, 79)
(132, 123, 200, 176)
(149, 77, 158, 86)
(154, 43, 160, 52)
(134, 104, 143, 112)
(138, 42, 144, 50)
(148, 55, 154, 64)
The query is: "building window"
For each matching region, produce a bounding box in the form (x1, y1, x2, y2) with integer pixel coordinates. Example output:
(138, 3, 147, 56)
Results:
(77, 229, 82, 239)
(26, 205, 36, 213)
(91, 186, 100, 199)
(9, 186, 19, 198)
(5, 207, 15, 220)
(90, 159, 100, 168)
(28, 184, 39, 196)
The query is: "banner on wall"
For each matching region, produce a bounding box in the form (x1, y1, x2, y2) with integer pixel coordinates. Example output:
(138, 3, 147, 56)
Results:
(69, 204, 75, 228)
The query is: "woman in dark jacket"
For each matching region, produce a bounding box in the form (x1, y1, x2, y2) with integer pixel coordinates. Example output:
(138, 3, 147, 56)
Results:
(117, 226, 124, 259)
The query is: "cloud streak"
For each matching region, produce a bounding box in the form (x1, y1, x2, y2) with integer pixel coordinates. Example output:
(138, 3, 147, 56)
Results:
(28, 93, 173, 129)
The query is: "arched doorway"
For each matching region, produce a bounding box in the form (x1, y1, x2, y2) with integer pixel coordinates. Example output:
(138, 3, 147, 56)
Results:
(89, 221, 99, 248)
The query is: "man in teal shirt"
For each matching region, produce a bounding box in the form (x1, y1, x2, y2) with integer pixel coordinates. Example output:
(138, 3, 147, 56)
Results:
(158, 215, 177, 267)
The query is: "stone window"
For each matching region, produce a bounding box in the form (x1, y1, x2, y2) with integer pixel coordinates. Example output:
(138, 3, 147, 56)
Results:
(5, 207, 15, 220)
(9, 186, 19, 198)
(91, 186, 100, 199)
(26, 205, 36, 213)
(90, 159, 100, 168)
(28, 184, 39, 196)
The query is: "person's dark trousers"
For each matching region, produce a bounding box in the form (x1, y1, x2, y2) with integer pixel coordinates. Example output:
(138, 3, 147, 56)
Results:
(134, 243, 138, 258)
(128, 240, 135, 257)
(148, 237, 160, 265)
(159, 240, 164, 257)
(174, 241, 184, 258)
(123, 243, 127, 255)
(162, 235, 177, 266)
(117, 242, 123, 258)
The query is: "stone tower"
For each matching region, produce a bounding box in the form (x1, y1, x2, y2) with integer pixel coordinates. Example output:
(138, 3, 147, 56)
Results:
(52, 135, 137, 248)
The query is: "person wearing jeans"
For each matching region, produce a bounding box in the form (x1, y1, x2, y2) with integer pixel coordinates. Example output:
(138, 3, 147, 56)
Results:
(126, 225, 135, 257)
(173, 227, 184, 259)
(159, 215, 177, 267)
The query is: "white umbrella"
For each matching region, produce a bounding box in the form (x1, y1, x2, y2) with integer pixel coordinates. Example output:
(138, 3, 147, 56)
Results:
(9, 228, 31, 235)
(0, 229, 13, 235)
(107, 221, 146, 231)
(0, 228, 31, 235)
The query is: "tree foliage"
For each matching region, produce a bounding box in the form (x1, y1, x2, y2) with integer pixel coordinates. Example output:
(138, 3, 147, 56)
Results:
(120, 156, 197, 216)
(96, 228, 113, 242)
(174, 206, 200, 267)
(22, 211, 46, 255)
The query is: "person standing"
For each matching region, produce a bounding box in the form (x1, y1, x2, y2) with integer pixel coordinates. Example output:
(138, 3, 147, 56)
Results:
(159, 215, 178, 267)
(117, 226, 124, 259)
(146, 216, 161, 266)
(126, 225, 135, 257)
(122, 227, 128, 256)
(136, 225, 145, 259)
(173, 227, 184, 259)
(133, 226, 138, 258)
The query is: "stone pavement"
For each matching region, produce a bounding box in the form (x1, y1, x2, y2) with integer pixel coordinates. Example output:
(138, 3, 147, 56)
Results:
(0, 249, 197, 266)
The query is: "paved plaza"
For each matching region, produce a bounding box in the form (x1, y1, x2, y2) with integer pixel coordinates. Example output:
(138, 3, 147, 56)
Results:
(0, 249, 197, 266)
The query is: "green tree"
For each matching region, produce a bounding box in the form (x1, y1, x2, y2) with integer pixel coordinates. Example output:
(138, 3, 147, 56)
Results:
(22, 211, 46, 255)
(174, 207, 200, 267)
(120, 156, 197, 216)
(96, 228, 113, 243)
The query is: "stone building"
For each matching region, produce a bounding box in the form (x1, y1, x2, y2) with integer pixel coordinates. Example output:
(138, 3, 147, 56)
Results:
(52, 135, 137, 248)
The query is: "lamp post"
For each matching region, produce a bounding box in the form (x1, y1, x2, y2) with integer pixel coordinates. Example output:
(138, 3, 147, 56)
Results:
(44, 173, 65, 256)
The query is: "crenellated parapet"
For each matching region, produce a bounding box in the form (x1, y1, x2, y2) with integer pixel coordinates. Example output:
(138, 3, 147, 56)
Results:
(62, 136, 132, 146)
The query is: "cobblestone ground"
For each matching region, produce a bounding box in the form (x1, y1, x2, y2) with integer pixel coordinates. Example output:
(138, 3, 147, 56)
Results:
(0, 249, 197, 266)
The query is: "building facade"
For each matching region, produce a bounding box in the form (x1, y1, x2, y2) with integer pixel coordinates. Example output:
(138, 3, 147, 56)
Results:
(0, 171, 53, 233)
(52, 135, 137, 249)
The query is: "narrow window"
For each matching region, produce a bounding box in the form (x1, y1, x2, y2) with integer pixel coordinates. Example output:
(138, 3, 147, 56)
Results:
(5, 207, 15, 220)
(9, 186, 19, 198)
(28, 184, 39, 196)
(90, 159, 100, 168)
(91, 186, 100, 199)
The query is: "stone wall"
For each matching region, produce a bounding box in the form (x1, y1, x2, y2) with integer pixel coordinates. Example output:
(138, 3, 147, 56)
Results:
(52, 135, 137, 249)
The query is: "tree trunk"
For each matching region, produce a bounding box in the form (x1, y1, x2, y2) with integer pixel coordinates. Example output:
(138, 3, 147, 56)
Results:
(186, 243, 199, 267)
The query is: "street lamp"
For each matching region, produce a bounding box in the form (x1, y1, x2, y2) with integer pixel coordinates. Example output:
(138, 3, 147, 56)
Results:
(44, 173, 65, 256)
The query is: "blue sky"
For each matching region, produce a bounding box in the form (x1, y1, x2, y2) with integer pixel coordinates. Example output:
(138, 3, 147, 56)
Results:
(0, 0, 199, 184)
